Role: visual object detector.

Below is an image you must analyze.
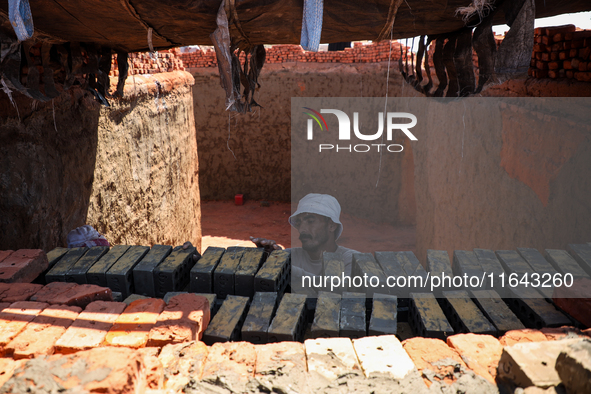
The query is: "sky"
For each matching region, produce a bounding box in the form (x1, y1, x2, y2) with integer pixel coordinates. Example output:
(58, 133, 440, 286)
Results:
(397, 11, 591, 52)
(493, 11, 591, 35)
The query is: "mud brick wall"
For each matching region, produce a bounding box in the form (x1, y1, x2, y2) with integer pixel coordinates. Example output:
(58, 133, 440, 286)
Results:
(0, 72, 201, 251)
(529, 25, 591, 82)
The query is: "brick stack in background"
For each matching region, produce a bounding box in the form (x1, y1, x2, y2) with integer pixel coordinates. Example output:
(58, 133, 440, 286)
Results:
(529, 24, 591, 82)
(109, 48, 186, 77)
(179, 41, 413, 69)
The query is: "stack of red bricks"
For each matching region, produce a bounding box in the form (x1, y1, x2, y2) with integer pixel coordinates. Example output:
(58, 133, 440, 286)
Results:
(180, 41, 413, 68)
(529, 24, 591, 82)
(109, 49, 186, 77)
(180, 47, 218, 67)
(0, 296, 589, 394)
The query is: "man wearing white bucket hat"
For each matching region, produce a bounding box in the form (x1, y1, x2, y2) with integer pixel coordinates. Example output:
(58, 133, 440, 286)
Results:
(251, 193, 358, 294)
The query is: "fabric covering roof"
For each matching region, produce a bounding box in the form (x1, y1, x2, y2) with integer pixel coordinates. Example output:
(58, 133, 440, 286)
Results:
(0, 0, 590, 52)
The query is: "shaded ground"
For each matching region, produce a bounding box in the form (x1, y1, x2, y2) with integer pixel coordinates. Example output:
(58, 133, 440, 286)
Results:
(200, 200, 416, 254)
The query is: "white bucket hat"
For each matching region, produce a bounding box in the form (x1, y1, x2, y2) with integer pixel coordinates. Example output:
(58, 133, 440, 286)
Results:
(289, 193, 343, 240)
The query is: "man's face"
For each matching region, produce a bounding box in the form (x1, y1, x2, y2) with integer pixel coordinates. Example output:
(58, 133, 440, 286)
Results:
(292, 213, 336, 253)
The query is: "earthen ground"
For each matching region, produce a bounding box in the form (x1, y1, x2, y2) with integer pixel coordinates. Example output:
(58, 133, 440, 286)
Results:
(200, 200, 416, 254)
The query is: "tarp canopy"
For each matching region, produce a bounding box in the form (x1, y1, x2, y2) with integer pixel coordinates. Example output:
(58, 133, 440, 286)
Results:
(1, 0, 590, 52)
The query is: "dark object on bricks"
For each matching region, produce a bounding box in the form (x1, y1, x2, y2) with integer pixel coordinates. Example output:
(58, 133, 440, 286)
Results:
(506, 286, 571, 329)
(496, 250, 552, 300)
(567, 244, 591, 277)
(453, 250, 484, 280)
(369, 293, 398, 336)
(202, 295, 249, 345)
(375, 251, 409, 304)
(545, 249, 589, 279)
(426, 250, 453, 296)
(517, 247, 557, 275)
(87, 245, 131, 287)
(65, 246, 110, 284)
(351, 253, 387, 298)
(241, 291, 278, 343)
(133, 245, 172, 297)
(153, 245, 199, 298)
(214, 247, 245, 298)
(474, 249, 506, 291)
(471, 289, 525, 334)
(46, 248, 68, 270)
(409, 292, 454, 340)
(190, 247, 225, 294)
(328, 42, 351, 51)
(45, 247, 88, 283)
(322, 252, 345, 293)
(496, 250, 533, 276)
(106, 246, 150, 299)
(254, 249, 290, 295)
(395, 251, 429, 283)
(235, 248, 266, 298)
(268, 293, 307, 342)
(340, 291, 366, 338)
(194, 293, 218, 317)
(441, 290, 497, 335)
(311, 291, 341, 338)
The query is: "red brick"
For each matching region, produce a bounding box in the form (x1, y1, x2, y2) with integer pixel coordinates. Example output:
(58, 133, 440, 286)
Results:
(0, 250, 14, 263)
(0, 302, 10, 312)
(0, 358, 25, 388)
(5, 304, 81, 359)
(447, 334, 503, 383)
(0, 301, 48, 354)
(574, 71, 591, 82)
(499, 329, 548, 347)
(30, 281, 78, 302)
(553, 277, 591, 327)
(535, 60, 548, 70)
(545, 25, 576, 37)
(147, 293, 210, 347)
(0, 283, 43, 302)
(255, 341, 306, 377)
(201, 342, 256, 383)
(254, 341, 308, 390)
(541, 326, 585, 341)
(137, 347, 163, 390)
(55, 301, 127, 353)
(0, 249, 48, 283)
(403, 337, 467, 386)
(159, 341, 209, 391)
(51, 284, 112, 308)
(104, 298, 165, 348)
(1, 347, 148, 394)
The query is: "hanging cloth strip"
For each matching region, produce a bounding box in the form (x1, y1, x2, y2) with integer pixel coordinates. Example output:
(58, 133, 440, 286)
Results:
(300, 0, 324, 52)
(8, 0, 34, 41)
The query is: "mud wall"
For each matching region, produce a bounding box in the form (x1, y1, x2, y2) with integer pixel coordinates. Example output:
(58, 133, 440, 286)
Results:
(412, 97, 591, 262)
(191, 62, 420, 226)
(0, 71, 201, 252)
